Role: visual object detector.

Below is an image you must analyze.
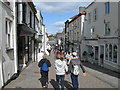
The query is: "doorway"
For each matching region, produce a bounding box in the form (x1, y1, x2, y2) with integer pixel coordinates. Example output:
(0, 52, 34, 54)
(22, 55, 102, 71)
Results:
(100, 45, 104, 66)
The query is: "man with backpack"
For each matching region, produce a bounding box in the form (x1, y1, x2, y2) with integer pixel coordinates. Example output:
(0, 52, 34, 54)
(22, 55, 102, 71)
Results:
(68, 52, 86, 89)
(38, 54, 51, 88)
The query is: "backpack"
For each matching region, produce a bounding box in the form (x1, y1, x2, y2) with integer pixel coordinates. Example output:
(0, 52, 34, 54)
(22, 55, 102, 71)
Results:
(41, 61, 49, 71)
(73, 64, 80, 75)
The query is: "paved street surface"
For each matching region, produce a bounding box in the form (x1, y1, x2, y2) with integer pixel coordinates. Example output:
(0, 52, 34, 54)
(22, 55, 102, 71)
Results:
(4, 51, 119, 89)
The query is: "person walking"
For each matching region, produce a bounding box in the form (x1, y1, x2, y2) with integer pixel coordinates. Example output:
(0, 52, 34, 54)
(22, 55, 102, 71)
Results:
(65, 52, 72, 66)
(68, 52, 86, 90)
(55, 54, 68, 90)
(38, 54, 51, 88)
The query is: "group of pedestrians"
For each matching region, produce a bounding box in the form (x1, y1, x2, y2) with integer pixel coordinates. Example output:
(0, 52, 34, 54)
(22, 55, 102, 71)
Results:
(38, 50, 86, 90)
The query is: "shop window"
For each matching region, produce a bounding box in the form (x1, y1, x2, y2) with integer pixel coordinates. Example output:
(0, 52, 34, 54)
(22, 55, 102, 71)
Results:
(109, 44, 112, 61)
(105, 44, 108, 60)
(113, 45, 117, 63)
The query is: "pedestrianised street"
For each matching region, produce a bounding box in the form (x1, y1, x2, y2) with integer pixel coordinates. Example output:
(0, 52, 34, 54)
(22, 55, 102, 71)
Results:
(4, 51, 119, 89)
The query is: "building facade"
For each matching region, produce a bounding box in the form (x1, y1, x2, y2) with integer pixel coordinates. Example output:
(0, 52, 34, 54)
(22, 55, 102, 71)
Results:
(16, 0, 38, 72)
(82, 1, 119, 72)
(64, 1, 119, 72)
(0, 0, 17, 88)
(64, 7, 86, 57)
(35, 10, 43, 61)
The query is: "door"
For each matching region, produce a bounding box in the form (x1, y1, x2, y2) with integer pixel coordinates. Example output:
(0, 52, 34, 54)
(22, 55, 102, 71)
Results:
(95, 46, 99, 64)
(100, 46, 104, 66)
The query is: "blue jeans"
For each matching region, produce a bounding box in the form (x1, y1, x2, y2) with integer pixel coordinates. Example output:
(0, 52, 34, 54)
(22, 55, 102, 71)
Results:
(56, 75, 65, 90)
(71, 73, 79, 89)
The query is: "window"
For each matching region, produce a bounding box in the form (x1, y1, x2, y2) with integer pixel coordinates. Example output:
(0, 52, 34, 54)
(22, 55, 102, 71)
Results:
(113, 45, 117, 63)
(22, 3, 26, 23)
(105, 2, 110, 14)
(77, 19, 79, 28)
(88, 13, 91, 23)
(105, 44, 108, 60)
(91, 27, 95, 35)
(109, 44, 112, 61)
(105, 22, 110, 35)
(6, 20, 13, 48)
(93, 8, 97, 21)
(30, 11, 32, 28)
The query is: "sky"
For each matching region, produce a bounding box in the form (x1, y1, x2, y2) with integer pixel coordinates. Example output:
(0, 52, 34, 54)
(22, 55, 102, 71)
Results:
(33, 1, 93, 35)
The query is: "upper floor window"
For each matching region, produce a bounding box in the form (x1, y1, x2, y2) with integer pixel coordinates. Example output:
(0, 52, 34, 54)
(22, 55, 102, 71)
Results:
(6, 20, 13, 48)
(88, 13, 91, 23)
(105, 2, 110, 14)
(105, 22, 110, 35)
(30, 11, 32, 28)
(22, 3, 27, 23)
(93, 8, 97, 21)
(91, 27, 95, 35)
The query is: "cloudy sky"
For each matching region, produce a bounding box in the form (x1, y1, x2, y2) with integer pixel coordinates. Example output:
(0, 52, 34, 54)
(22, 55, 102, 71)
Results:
(33, 1, 92, 34)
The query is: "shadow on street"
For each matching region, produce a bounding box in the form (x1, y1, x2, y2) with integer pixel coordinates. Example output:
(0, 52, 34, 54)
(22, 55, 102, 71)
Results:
(64, 80, 73, 90)
(38, 78, 44, 87)
(50, 79, 58, 89)
(82, 62, 120, 79)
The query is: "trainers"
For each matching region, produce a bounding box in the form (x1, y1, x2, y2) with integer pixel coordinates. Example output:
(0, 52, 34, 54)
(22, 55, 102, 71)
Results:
(45, 84, 48, 88)
(43, 86, 46, 88)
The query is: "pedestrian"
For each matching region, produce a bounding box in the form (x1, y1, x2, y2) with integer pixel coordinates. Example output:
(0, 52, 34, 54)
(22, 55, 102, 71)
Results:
(68, 52, 86, 90)
(60, 50, 64, 56)
(38, 54, 51, 88)
(65, 52, 72, 66)
(55, 54, 68, 90)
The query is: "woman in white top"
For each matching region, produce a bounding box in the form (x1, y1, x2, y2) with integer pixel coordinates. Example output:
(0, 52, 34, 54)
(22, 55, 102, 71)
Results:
(55, 54, 68, 90)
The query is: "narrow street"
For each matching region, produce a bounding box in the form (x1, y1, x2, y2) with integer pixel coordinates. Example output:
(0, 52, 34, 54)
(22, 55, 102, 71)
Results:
(4, 51, 118, 89)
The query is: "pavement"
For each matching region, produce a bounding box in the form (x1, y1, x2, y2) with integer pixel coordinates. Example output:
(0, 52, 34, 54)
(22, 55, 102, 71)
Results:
(3, 51, 120, 89)
(83, 62, 120, 89)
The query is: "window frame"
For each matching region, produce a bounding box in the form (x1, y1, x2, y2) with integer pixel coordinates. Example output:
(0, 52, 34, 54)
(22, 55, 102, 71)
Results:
(105, 22, 110, 36)
(105, 2, 110, 14)
(6, 19, 13, 49)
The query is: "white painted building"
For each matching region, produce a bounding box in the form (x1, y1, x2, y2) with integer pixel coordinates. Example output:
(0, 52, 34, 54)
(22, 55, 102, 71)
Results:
(83, 1, 119, 72)
(0, 0, 17, 88)
(41, 24, 49, 55)
(64, 7, 86, 56)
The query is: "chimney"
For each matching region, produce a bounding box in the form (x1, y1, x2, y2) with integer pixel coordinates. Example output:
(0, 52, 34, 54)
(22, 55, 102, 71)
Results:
(79, 7, 85, 13)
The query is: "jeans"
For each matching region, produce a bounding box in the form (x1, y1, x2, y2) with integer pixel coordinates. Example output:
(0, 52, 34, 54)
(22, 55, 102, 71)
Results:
(71, 73, 79, 90)
(56, 75, 65, 90)
(41, 71, 48, 87)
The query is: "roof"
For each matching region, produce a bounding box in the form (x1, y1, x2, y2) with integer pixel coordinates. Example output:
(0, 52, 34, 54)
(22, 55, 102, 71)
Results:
(69, 12, 86, 23)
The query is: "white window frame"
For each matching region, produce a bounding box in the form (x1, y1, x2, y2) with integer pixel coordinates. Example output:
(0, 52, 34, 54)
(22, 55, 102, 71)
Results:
(6, 19, 13, 49)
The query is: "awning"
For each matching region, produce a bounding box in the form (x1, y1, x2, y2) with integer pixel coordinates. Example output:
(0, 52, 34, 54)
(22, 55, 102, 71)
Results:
(18, 24, 37, 36)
